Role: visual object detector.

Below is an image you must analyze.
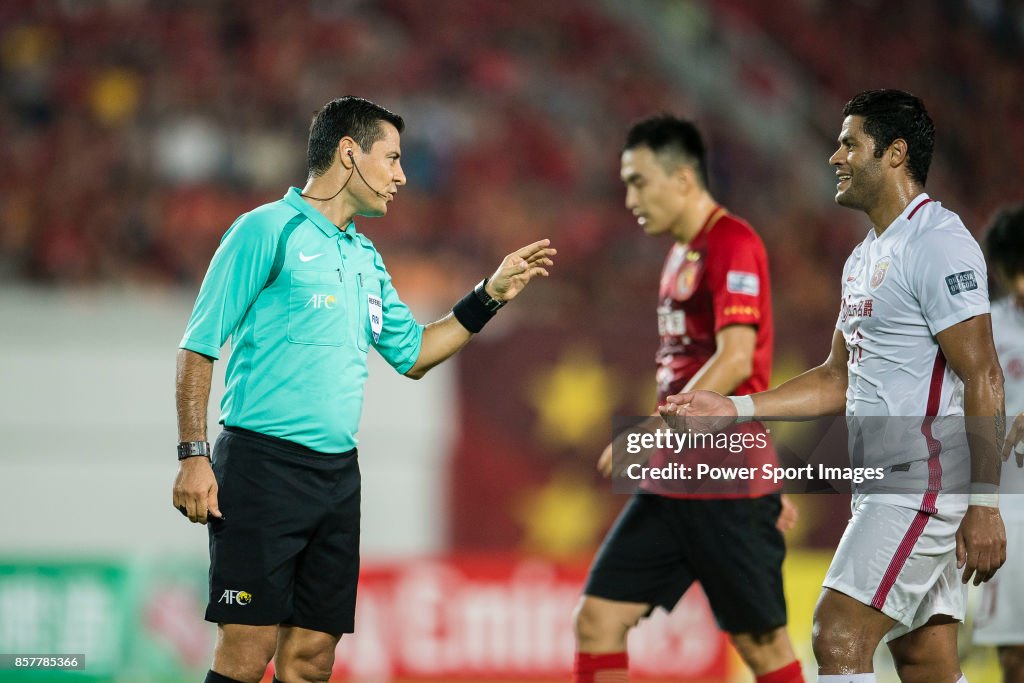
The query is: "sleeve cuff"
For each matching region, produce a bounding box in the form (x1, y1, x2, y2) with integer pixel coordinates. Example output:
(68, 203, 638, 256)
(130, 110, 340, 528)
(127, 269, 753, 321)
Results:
(927, 303, 991, 336)
(394, 324, 425, 375)
(179, 338, 222, 360)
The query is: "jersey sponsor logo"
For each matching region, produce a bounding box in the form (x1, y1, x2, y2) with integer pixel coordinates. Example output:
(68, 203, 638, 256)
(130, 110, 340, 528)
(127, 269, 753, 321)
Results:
(657, 306, 686, 336)
(304, 293, 337, 309)
(870, 257, 892, 289)
(218, 589, 252, 606)
(298, 251, 324, 262)
(726, 271, 759, 296)
(945, 270, 978, 295)
(840, 296, 874, 322)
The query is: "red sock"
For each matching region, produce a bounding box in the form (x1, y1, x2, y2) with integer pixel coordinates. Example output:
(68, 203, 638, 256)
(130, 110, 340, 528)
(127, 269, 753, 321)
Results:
(572, 652, 628, 683)
(756, 660, 805, 683)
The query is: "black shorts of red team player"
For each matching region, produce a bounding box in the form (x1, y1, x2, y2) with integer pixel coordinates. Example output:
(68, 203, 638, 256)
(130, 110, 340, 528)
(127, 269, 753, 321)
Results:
(205, 426, 361, 635)
(583, 492, 787, 634)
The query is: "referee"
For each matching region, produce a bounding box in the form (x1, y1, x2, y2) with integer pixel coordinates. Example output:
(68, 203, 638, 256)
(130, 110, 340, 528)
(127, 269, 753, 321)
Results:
(172, 96, 555, 683)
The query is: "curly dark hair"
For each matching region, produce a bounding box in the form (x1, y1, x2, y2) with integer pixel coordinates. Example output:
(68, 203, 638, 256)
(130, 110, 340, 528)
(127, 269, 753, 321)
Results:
(842, 89, 934, 185)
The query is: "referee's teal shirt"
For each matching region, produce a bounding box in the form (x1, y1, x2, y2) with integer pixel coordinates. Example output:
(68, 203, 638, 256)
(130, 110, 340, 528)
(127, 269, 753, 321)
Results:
(180, 187, 424, 452)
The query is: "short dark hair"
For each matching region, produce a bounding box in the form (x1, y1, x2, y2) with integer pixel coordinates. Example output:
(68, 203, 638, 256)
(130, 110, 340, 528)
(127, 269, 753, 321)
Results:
(842, 89, 934, 185)
(306, 96, 405, 177)
(985, 204, 1024, 278)
(624, 114, 709, 188)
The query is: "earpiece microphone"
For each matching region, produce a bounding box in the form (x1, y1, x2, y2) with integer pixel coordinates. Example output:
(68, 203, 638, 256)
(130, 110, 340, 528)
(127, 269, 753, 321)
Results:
(348, 151, 390, 200)
(301, 149, 390, 202)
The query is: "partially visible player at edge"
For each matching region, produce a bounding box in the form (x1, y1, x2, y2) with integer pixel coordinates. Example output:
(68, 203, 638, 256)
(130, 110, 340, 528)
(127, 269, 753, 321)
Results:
(173, 96, 555, 683)
(664, 90, 1006, 682)
(972, 204, 1024, 683)
(572, 115, 806, 683)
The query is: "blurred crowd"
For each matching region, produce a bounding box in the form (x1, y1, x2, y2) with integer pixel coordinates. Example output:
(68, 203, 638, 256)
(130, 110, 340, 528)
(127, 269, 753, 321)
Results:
(0, 0, 1020, 365)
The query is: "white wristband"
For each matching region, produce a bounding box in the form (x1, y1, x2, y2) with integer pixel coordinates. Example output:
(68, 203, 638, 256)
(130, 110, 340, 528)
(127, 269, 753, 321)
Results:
(969, 483, 999, 508)
(728, 395, 755, 424)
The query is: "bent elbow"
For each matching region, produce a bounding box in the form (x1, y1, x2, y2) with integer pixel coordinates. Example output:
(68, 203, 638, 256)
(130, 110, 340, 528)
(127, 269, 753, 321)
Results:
(729, 354, 754, 385)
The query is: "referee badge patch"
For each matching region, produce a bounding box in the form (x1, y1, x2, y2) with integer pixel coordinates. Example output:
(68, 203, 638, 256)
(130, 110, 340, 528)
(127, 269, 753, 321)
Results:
(368, 294, 383, 343)
(945, 270, 978, 295)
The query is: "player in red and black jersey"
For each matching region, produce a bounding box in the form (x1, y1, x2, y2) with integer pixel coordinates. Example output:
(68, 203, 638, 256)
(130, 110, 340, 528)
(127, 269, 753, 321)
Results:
(573, 116, 804, 683)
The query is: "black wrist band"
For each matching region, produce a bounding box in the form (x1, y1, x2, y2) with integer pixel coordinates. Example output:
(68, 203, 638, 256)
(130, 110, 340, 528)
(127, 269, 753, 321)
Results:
(452, 280, 499, 333)
(177, 441, 211, 460)
(473, 278, 506, 313)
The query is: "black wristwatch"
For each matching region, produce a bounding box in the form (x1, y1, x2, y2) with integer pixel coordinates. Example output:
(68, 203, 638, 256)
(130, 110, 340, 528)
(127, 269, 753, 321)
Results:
(473, 278, 506, 313)
(177, 441, 211, 460)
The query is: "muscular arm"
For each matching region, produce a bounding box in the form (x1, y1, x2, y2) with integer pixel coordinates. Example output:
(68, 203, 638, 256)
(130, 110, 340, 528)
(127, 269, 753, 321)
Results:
(936, 314, 1005, 488)
(750, 329, 849, 418)
(682, 324, 756, 394)
(936, 314, 1006, 585)
(176, 348, 214, 441)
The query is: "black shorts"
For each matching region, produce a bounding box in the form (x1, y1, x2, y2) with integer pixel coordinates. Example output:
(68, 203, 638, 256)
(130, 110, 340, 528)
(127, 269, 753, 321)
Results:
(584, 493, 787, 634)
(205, 427, 360, 635)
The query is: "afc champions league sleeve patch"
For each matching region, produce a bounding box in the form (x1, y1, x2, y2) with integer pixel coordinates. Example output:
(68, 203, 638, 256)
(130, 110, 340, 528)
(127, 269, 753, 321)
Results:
(726, 270, 759, 296)
(944, 270, 978, 296)
(367, 293, 383, 343)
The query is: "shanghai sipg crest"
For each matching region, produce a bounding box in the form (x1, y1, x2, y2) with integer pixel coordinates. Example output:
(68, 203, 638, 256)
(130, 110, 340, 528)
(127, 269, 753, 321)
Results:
(870, 257, 892, 289)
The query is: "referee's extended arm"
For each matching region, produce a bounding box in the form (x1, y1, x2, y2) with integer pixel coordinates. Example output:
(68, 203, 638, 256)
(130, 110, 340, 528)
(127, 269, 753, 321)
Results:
(404, 238, 555, 379)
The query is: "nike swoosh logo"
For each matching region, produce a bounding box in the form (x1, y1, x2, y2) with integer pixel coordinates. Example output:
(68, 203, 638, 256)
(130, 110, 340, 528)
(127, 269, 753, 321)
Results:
(299, 252, 323, 262)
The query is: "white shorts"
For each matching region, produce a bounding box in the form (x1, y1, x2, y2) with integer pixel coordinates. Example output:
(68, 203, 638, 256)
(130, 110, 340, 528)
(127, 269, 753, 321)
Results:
(973, 519, 1024, 646)
(823, 493, 968, 642)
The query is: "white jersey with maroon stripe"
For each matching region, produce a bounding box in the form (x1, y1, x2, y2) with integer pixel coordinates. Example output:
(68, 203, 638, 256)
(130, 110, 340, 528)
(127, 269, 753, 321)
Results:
(836, 194, 989, 504)
(975, 297, 1024, 645)
(973, 299, 1024, 646)
(992, 297, 1024, 520)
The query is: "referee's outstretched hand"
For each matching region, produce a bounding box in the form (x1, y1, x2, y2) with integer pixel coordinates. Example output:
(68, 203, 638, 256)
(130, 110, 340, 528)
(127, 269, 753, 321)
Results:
(484, 239, 556, 304)
(172, 457, 223, 525)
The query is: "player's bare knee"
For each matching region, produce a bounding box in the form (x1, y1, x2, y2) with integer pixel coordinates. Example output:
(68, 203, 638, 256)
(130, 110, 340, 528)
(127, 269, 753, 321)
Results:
(746, 627, 782, 648)
(275, 631, 339, 683)
(730, 627, 793, 673)
(212, 625, 278, 682)
(275, 653, 335, 683)
(572, 597, 639, 646)
(811, 619, 874, 670)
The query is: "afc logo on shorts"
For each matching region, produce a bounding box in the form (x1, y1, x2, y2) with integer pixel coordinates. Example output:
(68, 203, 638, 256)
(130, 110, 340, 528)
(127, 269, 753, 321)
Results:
(218, 589, 253, 606)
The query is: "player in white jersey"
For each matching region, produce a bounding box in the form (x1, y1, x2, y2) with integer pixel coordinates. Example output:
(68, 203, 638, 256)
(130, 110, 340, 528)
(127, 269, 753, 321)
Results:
(973, 205, 1024, 682)
(660, 89, 1007, 683)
